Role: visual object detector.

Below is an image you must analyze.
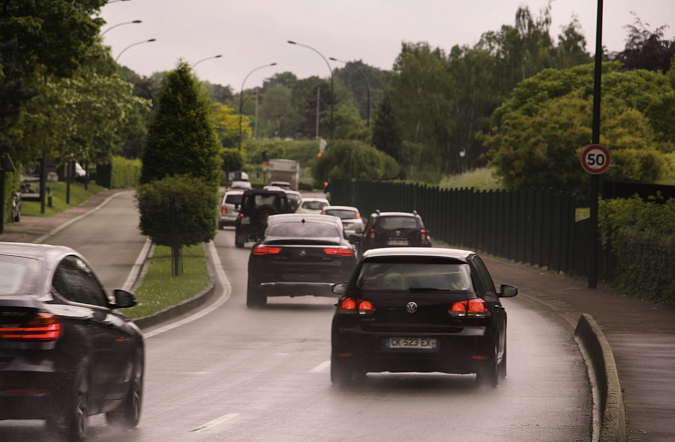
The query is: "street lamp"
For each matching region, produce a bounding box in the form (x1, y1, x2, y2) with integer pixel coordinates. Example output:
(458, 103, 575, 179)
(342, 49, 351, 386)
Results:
(330, 57, 371, 128)
(115, 38, 156, 62)
(239, 63, 277, 152)
(192, 54, 222, 68)
(288, 40, 334, 139)
(101, 20, 141, 37)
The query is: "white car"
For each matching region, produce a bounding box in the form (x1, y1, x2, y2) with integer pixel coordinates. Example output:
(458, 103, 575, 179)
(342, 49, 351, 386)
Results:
(219, 190, 244, 228)
(322, 205, 364, 237)
(299, 198, 329, 214)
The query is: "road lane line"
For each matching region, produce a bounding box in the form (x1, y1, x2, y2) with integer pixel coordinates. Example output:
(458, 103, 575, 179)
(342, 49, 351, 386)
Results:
(310, 361, 331, 373)
(123, 237, 152, 291)
(188, 413, 239, 433)
(143, 241, 232, 339)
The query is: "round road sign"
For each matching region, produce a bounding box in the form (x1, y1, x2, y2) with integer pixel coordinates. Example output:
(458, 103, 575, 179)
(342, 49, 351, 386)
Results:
(580, 144, 611, 175)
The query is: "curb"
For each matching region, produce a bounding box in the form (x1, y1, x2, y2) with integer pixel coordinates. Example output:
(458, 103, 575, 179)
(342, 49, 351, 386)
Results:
(132, 242, 217, 330)
(574, 314, 626, 442)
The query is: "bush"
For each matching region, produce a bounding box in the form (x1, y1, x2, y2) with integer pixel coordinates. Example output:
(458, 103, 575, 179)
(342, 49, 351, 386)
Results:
(312, 140, 400, 184)
(111, 156, 142, 189)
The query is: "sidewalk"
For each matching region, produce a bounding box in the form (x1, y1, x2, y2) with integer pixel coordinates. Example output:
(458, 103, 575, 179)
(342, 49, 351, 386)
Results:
(484, 255, 675, 442)
(2, 193, 673, 441)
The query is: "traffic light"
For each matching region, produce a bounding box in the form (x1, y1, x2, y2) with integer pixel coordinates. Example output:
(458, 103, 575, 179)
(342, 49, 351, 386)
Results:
(261, 150, 267, 162)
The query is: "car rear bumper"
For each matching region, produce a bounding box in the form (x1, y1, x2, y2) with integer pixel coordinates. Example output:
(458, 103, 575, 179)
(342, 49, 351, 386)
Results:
(258, 282, 337, 297)
(0, 371, 68, 420)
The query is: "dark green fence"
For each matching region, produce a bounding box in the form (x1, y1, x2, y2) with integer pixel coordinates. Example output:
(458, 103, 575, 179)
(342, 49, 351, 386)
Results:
(331, 178, 589, 275)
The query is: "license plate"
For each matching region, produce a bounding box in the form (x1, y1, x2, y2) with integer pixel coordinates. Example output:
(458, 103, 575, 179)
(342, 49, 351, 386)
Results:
(241, 216, 250, 224)
(387, 240, 409, 246)
(385, 338, 437, 349)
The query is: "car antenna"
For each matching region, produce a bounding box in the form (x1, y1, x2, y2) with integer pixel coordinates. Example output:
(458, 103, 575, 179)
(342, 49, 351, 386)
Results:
(302, 218, 306, 224)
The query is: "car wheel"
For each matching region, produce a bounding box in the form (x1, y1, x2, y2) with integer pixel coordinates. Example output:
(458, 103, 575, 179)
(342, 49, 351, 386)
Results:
(498, 341, 507, 379)
(106, 353, 143, 428)
(62, 366, 89, 442)
(476, 345, 499, 388)
(330, 355, 353, 387)
(246, 282, 266, 307)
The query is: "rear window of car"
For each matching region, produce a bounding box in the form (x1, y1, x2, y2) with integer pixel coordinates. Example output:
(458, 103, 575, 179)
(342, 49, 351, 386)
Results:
(225, 194, 242, 205)
(355, 259, 472, 292)
(377, 216, 418, 230)
(267, 222, 340, 238)
(287, 194, 300, 201)
(0, 256, 42, 296)
(302, 201, 327, 210)
(324, 209, 356, 220)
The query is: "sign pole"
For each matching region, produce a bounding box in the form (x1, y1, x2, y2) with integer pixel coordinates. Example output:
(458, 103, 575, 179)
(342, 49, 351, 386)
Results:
(588, 0, 604, 289)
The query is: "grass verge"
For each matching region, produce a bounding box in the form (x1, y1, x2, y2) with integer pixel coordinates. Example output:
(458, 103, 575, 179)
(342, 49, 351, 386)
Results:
(124, 244, 211, 319)
(21, 182, 105, 217)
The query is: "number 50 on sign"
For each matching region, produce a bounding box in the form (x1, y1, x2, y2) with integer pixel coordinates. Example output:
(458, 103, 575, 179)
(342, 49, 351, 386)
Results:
(580, 144, 611, 175)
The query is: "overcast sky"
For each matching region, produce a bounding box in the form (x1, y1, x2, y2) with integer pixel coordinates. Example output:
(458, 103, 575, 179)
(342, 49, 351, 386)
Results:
(100, 0, 674, 91)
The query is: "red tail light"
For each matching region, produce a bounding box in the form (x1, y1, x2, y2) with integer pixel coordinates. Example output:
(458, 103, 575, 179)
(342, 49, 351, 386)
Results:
(369, 228, 376, 242)
(338, 297, 375, 315)
(253, 246, 282, 255)
(324, 247, 353, 257)
(0, 313, 62, 342)
(448, 299, 490, 317)
(420, 229, 427, 243)
(221, 206, 227, 214)
(355, 211, 360, 218)
(321, 210, 326, 215)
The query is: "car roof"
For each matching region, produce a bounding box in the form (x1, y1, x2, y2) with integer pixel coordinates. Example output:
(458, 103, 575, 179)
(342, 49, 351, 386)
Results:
(372, 211, 418, 217)
(242, 189, 287, 196)
(362, 247, 474, 261)
(267, 213, 340, 225)
(302, 198, 329, 203)
(0, 242, 75, 261)
(323, 206, 358, 211)
(224, 190, 244, 195)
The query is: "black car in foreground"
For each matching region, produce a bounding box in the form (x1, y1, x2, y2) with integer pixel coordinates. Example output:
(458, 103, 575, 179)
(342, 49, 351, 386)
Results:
(247, 214, 357, 307)
(330, 247, 517, 387)
(350, 211, 431, 256)
(0, 243, 144, 441)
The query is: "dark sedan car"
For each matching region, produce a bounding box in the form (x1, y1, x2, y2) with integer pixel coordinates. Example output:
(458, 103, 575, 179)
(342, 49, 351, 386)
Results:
(330, 247, 517, 387)
(247, 214, 357, 307)
(350, 211, 431, 256)
(0, 243, 144, 441)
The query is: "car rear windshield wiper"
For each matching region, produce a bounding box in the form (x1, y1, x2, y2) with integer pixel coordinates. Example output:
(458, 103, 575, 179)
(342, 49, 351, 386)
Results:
(408, 287, 444, 292)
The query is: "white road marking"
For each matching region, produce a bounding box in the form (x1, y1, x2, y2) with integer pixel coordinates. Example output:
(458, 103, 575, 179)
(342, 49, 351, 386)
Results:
(143, 241, 232, 339)
(310, 360, 331, 373)
(123, 238, 152, 291)
(188, 413, 239, 433)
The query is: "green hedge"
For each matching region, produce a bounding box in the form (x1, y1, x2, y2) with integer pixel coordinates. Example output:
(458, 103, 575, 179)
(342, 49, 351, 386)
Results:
(599, 196, 675, 305)
(111, 156, 142, 189)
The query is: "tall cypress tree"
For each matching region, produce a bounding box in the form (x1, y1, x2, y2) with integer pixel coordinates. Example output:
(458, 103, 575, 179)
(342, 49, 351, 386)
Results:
(372, 92, 403, 163)
(140, 61, 222, 190)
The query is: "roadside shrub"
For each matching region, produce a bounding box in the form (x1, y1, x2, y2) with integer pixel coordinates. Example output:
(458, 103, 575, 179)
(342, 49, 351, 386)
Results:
(111, 156, 142, 189)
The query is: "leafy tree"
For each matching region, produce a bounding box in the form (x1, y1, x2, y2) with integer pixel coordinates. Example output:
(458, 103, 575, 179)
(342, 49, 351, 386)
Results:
(202, 81, 234, 104)
(259, 84, 296, 138)
(137, 175, 217, 277)
(312, 140, 399, 184)
(0, 40, 36, 156)
(212, 102, 250, 150)
(140, 61, 223, 191)
(220, 148, 244, 177)
(333, 60, 385, 121)
(372, 92, 403, 163)
(262, 72, 298, 92)
(613, 14, 675, 74)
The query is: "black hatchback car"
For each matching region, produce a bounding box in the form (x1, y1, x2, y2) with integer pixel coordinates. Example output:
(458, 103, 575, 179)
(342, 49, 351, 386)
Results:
(0, 243, 144, 441)
(350, 211, 431, 256)
(330, 247, 517, 387)
(247, 214, 357, 307)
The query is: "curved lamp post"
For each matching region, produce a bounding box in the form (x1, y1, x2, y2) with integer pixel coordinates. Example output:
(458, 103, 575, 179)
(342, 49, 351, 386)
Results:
(288, 40, 334, 139)
(239, 63, 277, 151)
(115, 38, 156, 62)
(101, 20, 141, 36)
(330, 57, 371, 128)
(192, 54, 222, 68)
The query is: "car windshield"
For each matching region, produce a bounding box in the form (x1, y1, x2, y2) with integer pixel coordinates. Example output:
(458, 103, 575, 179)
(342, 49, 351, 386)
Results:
(302, 201, 327, 210)
(355, 260, 472, 291)
(325, 209, 356, 220)
(225, 194, 242, 205)
(267, 222, 340, 238)
(0, 255, 42, 296)
(378, 216, 418, 230)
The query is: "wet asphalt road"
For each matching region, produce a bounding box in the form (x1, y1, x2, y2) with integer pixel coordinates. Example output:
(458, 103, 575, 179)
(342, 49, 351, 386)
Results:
(1, 193, 592, 441)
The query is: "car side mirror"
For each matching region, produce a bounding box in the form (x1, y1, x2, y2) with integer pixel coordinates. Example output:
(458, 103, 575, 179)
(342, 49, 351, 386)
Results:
(113, 289, 138, 308)
(332, 282, 348, 296)
(349, 234, 360, 244)
(499, 284, 518, 298)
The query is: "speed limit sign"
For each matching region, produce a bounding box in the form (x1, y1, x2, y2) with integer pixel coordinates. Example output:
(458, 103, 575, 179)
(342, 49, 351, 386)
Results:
(580, 144, 611, 175)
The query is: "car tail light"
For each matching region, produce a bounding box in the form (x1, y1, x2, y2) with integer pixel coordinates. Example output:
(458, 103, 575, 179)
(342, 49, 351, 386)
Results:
(355, 210, 360, 218)
(321, 210, 326, 215)
(337, 297, 375, 315)
(420, 229, 427, 243)
(448, 299, 490, 317)
(0, 313, 62, 342)
(253, 246, 282, 255)
(221, 206, 227, 214)
(369, 228, 376, 243)
(324, 247, 353, 257)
